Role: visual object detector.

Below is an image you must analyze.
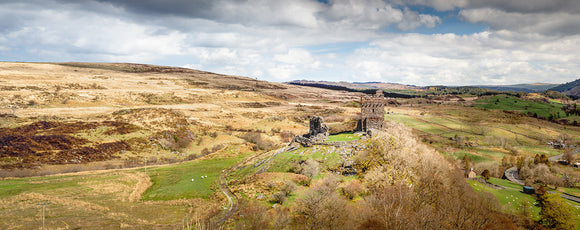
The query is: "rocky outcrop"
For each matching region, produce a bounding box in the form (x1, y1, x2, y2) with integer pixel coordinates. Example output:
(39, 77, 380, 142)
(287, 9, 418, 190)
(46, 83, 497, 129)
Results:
(291, 116, 329, 147)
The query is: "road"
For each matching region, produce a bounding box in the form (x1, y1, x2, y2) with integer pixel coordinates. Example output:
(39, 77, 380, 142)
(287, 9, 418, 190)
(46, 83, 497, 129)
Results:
(558, 192, 580, 204)
(549, 147, 580, 162)
(504, 167, 525, 185)
(549, 153, 563, 162)
(503, 167, 580, 204)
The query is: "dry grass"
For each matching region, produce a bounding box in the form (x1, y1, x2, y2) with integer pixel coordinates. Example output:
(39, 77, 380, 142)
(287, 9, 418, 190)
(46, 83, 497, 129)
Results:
(128, 173, 152, 202)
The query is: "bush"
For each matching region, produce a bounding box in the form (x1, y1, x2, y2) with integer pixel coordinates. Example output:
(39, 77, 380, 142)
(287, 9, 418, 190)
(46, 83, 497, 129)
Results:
(211, 144, 224, 152)
(187, 154, 198, 161)
(280, 181, 297, 195)
(279, 130, 295, 143)
(481, 169, 490, 180)
(272, 191, 287, 204)
(240, 132, 274, 150)
(539, 194, 576, 229)
(341, 180, 365, 200)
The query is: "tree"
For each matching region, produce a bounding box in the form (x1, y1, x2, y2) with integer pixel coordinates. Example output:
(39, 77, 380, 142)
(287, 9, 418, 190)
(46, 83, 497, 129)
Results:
(481, 169, 490, 181)
(463, 154, 472, 177)
(563, 151, 576, 165)
(235, 199, 269, 230)
(293, 177, 351, 230)
(539, 194, 576, 230)
(535, 185, 547, 205)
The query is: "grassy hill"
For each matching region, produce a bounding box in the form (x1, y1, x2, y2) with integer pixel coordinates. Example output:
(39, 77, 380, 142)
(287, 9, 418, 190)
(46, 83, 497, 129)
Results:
(550, 78, 580, 98)
(0, 62, 578, 229)
(474, 95, 565, 119)
(475, 83, 559, 93)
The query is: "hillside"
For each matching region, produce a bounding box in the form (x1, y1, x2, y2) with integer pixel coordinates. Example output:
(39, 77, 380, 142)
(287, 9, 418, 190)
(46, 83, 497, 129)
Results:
(550, 78, 580, 98)
(0, 62, 361, 171)
(474, 83, 559, 93)
(287, 80, 421, 91)
(0, 62, 578, 229)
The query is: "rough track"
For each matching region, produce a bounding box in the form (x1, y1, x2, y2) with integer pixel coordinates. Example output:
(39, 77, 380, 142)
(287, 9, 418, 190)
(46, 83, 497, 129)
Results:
(212, 147, 287, 225)
(214, 171, 238, 225)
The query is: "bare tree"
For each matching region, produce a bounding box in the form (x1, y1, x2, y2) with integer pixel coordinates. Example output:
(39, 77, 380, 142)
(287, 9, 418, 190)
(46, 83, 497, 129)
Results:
(563, 151, 576, 165)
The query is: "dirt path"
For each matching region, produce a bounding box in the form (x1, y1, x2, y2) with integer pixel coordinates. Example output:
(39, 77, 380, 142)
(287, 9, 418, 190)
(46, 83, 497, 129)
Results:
(214, 171, 238, 225)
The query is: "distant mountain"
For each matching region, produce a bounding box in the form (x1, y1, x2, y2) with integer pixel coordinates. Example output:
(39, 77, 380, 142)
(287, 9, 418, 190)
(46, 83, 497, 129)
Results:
(549, 79, 580, 98)
(287, 80, 421, 91)
(472, 83, 559, 93)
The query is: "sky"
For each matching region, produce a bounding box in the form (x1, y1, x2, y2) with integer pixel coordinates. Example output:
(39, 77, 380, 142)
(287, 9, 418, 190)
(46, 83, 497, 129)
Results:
(0, 0, 579, 86)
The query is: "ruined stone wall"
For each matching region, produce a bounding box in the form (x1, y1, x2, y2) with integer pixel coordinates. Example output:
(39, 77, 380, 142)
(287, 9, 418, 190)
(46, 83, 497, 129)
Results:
(360, 91, 385, 131)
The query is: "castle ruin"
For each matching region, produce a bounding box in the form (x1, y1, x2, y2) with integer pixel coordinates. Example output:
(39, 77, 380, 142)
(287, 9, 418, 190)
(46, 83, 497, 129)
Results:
(358, 91, 385, 132)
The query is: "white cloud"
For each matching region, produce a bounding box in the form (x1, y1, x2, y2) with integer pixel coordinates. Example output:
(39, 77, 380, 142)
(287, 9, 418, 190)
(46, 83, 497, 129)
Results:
(0, 0, 579, 86)
(460, 8, 580, 36)
(274, 49, 320, 68)
(344, 32, 580, 85)
(323, 0, 403, 29)
(397, 8, 441, 30)
(391, 0, 468, 11)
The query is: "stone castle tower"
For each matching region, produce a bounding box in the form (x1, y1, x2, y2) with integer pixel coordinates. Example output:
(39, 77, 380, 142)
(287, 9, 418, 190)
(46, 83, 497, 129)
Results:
(358, 90, 385, 132)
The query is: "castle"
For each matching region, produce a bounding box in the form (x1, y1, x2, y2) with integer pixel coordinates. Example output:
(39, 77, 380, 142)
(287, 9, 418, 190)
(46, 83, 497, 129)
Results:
(358, 91, 385, 132)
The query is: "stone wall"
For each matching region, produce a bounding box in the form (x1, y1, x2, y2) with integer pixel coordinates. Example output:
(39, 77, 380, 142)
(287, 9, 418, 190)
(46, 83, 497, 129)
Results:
(359, 91, 385, 131)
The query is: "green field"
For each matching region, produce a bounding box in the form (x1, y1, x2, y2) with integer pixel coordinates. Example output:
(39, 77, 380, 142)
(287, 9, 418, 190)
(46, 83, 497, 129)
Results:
(0, 170, 189, 229)
(326, 132, 361, 142)
(468, 179, 540, 219)
(143, 155, 245, 200)
(267, 146, 342, 173)
(442, 150, 491, 163)
(474, 95, 565, 119)
(386, 114, 449, 134)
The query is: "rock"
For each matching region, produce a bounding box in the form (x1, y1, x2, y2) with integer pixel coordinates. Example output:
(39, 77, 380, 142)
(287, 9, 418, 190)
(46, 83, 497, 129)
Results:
(292, 135, 313, 147)
(256, 194, 265, 200)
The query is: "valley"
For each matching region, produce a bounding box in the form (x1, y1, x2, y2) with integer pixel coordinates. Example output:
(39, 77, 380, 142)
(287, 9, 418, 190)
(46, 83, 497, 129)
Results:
(0, 62, 579, 229)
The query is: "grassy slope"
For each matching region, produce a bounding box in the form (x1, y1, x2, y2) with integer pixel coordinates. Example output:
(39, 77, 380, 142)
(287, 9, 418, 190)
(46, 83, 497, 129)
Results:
(385, 104, 580, 164)
(474, 95, 565, 118)
(326, 132, 362, 142)
(0, 171, 187, 229)
(468, 179, 541, 220)
(143, 155, 244, 200)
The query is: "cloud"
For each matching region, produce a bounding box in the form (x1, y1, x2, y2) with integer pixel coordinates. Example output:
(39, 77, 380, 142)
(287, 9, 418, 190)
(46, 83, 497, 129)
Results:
(391, 0, 468, 11)
(467, 0, 580, 14)
(274, 49, 319, 68)
(397, 8, 441, 30)
(344, 32, 580, 85)
(0, 0, 579, 86)
(460, 8, 580, 36)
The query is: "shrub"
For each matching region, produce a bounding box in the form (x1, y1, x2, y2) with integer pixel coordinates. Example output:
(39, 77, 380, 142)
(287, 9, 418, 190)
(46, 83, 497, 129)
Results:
(280, 181, 297, 195)
(279, 130, 295, 143)
(187, 154, 198, 161)
(272, 191, 287, 204)
(481, 169, 490, 180)
(211, 144, 224, 152)
(341, 180, 365, 200)
(240, 132, 274, 150)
